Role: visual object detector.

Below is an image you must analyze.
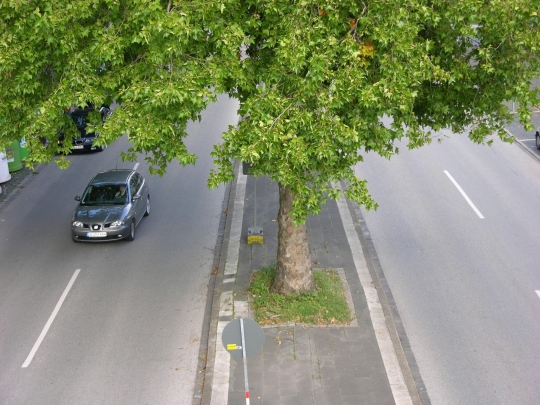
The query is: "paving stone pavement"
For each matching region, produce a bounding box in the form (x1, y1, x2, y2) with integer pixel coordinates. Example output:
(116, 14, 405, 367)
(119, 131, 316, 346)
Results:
(216, 171, 422, 405)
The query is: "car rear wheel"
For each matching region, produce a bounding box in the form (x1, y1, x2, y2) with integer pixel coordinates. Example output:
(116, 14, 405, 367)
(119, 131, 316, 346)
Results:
(144, 196, 150, 217)
(536, 132, 540, 150)
(126, 221, 135, 241)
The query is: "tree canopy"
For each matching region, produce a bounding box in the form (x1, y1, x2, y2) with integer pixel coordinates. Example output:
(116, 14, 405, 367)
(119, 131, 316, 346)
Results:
(209, 0, 540, 221)
(1, 0, 539, 221)
(0, 0, 243, 170)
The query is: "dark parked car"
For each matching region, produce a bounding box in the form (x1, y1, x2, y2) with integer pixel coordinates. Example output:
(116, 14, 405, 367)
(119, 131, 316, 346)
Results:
(59, 104, 111, 152)
(72, 169, 150, 242)
(536, 127, 540, 150)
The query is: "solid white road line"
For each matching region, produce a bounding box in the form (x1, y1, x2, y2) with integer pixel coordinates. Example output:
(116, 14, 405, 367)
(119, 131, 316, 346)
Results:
(444, 170, 485, 219)
(536, 290, 540, 299)
(133, 163, 140, 170)
(334, 182, 413, 405)
(22, 269, 81, 368)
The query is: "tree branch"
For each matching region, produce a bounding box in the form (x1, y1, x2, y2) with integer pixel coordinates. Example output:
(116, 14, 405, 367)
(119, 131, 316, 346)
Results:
(349, 1, 367, 38)
(269, 102, 295, 132)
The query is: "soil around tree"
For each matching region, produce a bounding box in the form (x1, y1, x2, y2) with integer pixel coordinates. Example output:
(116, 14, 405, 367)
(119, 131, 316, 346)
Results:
(249, 265, 353, 326)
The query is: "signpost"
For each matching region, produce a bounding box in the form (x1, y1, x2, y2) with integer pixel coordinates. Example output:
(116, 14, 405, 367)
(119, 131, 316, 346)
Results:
(222, 318, 265, 404)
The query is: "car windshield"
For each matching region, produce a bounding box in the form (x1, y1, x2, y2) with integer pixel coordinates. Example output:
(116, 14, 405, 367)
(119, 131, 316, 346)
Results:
(69, 110, 88, 129)
(81, 183, 128, 205)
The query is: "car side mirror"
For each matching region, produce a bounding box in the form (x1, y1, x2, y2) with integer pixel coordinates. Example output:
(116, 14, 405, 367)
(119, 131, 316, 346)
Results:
(132, 194, 141, 201)
(75, 196, 81, 201)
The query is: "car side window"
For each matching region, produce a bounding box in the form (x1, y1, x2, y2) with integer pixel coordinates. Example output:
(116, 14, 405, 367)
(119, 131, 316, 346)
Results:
(129, 176, 138, 198)
(136, 173, 144, 193)
(130, 173, 144, 197)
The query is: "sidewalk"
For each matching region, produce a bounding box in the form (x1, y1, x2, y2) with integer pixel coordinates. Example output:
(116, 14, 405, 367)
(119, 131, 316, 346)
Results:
(0, 165, 44, 211)
(202, 162, 430, 405)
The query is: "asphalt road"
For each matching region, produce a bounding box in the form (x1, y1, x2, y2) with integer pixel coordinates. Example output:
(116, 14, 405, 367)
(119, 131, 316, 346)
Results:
(0, 95, 239, 404)
(355, 130, 540, 404)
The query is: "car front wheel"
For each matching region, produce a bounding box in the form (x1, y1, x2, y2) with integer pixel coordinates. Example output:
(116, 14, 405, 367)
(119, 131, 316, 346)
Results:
(126, 221, 135, 241)
(144, 196, 150, 217)
(536, 132, 540, 150)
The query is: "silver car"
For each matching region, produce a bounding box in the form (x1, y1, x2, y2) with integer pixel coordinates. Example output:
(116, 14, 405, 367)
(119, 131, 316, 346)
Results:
(72, 169, 150, 242)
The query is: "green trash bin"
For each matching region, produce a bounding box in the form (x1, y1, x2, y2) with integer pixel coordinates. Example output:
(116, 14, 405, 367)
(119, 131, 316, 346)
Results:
(19, 138, 29, 161)
(6, 140, 23, 172)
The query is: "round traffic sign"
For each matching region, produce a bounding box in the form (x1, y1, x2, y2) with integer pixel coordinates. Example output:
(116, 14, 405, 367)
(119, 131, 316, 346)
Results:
(222, 318, 265, 358)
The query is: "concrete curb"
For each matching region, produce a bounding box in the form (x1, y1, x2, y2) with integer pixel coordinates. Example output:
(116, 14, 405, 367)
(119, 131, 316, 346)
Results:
(199, 161, 241, 405)
(504, 128, 540, 162)
(346, 188, 431, 405)
(193, 177, 234, 405)
(334, 181, 414, 405)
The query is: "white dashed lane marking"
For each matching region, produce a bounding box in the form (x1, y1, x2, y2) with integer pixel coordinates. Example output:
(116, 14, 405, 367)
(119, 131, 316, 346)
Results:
(444, 170, 485, 219)
(22, 269, 81, 368)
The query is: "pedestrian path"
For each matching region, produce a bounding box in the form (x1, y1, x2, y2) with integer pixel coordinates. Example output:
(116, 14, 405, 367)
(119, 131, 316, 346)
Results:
(0, 165, 43, 210)
(202, 162, 427, 405)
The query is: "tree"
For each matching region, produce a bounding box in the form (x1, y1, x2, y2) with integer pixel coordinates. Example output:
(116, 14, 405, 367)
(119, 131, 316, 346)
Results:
(208, 0, 540, 294)
(0, 0, 243, 171)
(2, 1, 539, 295)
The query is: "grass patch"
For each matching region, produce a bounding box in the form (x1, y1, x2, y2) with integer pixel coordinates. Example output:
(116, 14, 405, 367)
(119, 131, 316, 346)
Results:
(249, 265, 352, 326)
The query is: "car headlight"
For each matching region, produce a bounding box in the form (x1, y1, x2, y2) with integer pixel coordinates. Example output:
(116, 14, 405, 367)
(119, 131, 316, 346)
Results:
(110, 220, 124, 227)
(72, 221, 83, 228)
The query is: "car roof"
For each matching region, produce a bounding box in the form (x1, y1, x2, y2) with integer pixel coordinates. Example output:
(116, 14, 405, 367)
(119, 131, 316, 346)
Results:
(90, 169, 135, 185)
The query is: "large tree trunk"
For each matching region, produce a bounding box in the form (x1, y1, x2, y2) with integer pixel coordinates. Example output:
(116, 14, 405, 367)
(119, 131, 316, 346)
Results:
(271, 183, 316, 295)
